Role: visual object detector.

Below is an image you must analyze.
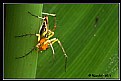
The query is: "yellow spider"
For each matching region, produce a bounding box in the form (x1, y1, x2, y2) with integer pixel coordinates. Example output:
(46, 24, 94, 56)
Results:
(15, 12, 68, 72)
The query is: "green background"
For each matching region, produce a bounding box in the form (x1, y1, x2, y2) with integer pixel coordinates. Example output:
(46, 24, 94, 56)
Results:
(4, 4, 119, 79)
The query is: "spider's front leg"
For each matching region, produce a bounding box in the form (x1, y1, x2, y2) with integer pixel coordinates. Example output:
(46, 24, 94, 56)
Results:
(15, 33, 36, 38)
(28, 11, 45, 20)
(42, 12, 56, 17)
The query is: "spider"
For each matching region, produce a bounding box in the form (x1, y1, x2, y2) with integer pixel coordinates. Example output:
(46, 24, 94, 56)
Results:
(15, 11, 68, 72)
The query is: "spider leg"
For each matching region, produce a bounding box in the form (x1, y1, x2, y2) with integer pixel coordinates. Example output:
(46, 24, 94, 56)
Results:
(28, 11, 45, 34)
(15, 33, 36, 38)
(16, 46, 36, 59)
(28, 11, 45, 20)
(50, 38, 68, 72)
(49, 42, 55, 64)
(52, 16, 56, 31)
(36, 34, 41, 42)
(42, 12, 56, 17)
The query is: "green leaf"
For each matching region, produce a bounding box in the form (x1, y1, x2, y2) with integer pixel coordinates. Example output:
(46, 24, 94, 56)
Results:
(4, 4, 119, 79)
(4, 4, 43, 78)
(36, 4, 119, 79)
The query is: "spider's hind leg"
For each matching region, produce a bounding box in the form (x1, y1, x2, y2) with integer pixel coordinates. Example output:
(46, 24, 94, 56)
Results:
(49, 38, 68, 72)
(16, 46, 36, 59)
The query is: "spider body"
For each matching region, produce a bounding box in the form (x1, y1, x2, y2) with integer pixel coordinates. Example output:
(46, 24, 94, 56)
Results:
(37, 38, 49, 50)
(15, 12, 68, 72)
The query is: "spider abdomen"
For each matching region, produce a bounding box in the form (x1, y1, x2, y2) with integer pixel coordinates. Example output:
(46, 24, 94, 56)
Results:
(39, 38, 49, 50)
